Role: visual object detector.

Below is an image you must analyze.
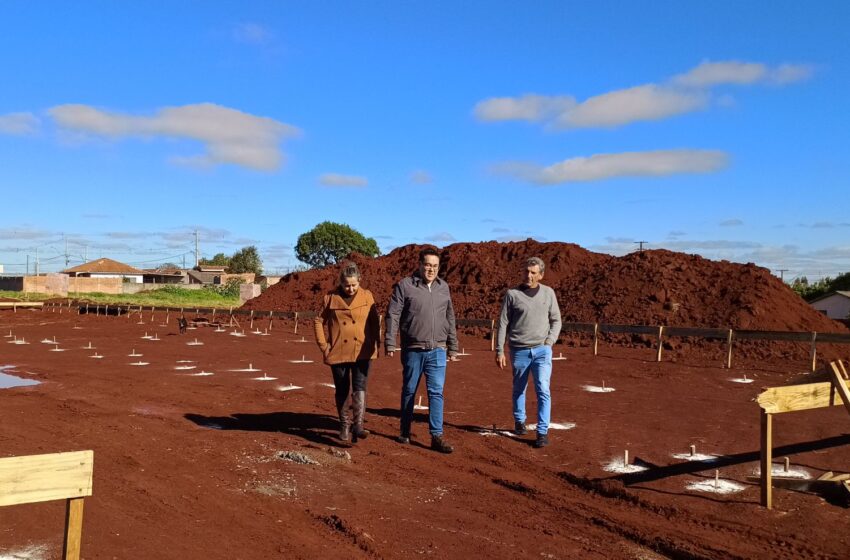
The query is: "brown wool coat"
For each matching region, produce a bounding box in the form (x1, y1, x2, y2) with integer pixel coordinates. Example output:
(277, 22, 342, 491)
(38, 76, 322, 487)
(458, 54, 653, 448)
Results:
(313, 288, 380, 365)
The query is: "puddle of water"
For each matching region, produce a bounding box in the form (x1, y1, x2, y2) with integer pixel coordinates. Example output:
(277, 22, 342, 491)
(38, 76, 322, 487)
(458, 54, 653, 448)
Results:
(0, 370, 40, 389)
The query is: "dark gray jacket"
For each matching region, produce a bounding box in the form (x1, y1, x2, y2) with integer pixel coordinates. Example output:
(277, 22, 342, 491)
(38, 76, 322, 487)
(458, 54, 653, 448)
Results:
(385, 273, 458, 354)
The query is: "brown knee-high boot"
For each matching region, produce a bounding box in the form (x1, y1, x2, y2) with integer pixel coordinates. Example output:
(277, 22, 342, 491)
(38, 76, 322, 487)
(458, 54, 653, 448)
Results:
(337, 393, 352, 442)
(352, 390, 370, 441)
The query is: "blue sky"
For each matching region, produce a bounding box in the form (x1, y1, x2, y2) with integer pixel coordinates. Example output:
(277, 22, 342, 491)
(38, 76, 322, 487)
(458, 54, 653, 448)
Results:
(1, 1, 848, 280)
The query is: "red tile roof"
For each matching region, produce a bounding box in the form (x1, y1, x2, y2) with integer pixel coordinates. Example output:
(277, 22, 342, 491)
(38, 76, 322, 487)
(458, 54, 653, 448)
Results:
(63, 258, 145, 275)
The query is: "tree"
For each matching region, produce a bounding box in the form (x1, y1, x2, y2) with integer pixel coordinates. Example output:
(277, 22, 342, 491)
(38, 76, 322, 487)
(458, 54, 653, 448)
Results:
(791, 271, 850, 301)
(228, 246, 263, 275)
(295, 221, 380, 268)
(199, 253, 230, 267)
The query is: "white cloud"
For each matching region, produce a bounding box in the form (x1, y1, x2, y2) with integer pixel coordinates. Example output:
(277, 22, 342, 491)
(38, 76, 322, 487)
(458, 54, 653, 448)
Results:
(410, 169, 434, 184)
(319, 173, 368, 187)
(673, 61, 814, 87)
(720, 219, 744, 227)
(770, 63, 815, 84)
(560, 85, 707, 128)
(233, 22, 273, 45)
(474, 60, 813, 129)
(0, 226, 54, 240)
(425, 232, 456, 243)
(473, 94, 576, 123)
(0, 112, 39, 135)
(49, 103, 300, 171)
(494, 149, 728, 185)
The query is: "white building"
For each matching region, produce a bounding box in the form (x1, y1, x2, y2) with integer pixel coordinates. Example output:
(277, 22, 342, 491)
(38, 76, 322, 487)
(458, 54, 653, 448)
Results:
(809, 291, 850, 320)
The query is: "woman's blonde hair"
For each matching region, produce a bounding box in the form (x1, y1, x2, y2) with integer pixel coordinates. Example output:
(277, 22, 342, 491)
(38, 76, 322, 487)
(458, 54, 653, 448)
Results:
(338, 261, 361, 285)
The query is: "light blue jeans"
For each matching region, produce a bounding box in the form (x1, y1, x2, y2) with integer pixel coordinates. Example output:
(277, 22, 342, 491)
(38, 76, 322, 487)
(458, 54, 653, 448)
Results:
(400, 348, 447, 437)
(510, 345, 552, 434)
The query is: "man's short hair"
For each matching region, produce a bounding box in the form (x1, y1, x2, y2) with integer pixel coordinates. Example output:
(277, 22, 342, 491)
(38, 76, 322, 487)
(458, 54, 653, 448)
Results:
(526, 257, 545, 274)
(419, 247, 440, 263)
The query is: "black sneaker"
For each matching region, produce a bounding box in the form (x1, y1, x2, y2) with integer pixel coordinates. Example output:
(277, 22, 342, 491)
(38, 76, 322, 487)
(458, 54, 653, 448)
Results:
(396, 434, 411, 444)
(431, 435, 454, 454)
(514, 421, 527, 436)
(533, 433, 549, 448)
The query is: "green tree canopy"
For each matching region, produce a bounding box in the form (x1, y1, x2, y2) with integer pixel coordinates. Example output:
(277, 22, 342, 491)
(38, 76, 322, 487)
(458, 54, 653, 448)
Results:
(295, 221, 380, 268)
(228, 246, 263, 275)
(792, 271, 850, 301)
(199, 253, 230, 267)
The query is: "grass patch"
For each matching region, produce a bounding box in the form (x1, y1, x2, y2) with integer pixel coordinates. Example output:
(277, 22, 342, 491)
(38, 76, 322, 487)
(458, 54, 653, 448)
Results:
(0, 290, 53, 302)
(71, 286, 240, 308)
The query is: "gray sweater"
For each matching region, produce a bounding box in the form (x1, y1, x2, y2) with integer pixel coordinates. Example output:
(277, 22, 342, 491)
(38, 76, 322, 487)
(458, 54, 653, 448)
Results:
(496, 284, 562, 356)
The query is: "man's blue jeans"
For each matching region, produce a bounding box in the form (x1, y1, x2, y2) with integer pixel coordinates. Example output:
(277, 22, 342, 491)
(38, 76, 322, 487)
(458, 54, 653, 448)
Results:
(400, 348, 446, 437)
(510, 345, 552, 434)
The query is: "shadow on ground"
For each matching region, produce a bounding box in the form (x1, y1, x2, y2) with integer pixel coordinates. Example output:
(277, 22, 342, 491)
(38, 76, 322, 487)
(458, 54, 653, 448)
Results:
(185, 411, 343, 446)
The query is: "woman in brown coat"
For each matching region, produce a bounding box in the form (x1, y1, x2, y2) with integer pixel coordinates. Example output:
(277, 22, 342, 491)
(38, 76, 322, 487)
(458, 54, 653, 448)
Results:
(314, 262, 380, 442)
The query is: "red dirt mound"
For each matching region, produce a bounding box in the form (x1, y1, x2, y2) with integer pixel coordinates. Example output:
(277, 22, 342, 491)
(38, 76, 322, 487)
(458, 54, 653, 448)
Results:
(245, 239, 846, 334)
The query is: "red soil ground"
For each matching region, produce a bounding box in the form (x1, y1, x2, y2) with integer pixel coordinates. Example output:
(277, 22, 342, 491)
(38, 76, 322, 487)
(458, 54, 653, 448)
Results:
(2, 308, 850, 559)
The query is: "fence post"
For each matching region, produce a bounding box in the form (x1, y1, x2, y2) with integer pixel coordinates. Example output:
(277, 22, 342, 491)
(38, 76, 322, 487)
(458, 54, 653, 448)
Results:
(268, 311, 274, 331)
(656, 325, 664, 362)
(293, 312, 299, 334)
(250, 310, 255, 330)
(810, 332, 818, 373)
(490, 319, 496, 352)
(726, 329, 734, 369)
(593, 323, 599, 356)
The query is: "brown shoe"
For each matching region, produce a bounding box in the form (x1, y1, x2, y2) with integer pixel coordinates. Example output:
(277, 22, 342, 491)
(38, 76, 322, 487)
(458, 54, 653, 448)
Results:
(431, 435, 454, 454)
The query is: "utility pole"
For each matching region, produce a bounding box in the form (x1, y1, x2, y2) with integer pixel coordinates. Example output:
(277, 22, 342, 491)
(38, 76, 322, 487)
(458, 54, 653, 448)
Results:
(194, 230, 200, 268)
(26, 254, 29, 276)
(35, 247, 39, 276)
(64, 234, 69, 267)
(84, 245, 88, 262)
(777, 269, 789, 282)
(634, 240, 648, 253)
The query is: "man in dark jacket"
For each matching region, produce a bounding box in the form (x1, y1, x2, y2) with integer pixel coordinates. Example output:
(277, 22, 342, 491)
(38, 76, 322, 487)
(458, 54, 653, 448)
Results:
(385, 247, 458, 453)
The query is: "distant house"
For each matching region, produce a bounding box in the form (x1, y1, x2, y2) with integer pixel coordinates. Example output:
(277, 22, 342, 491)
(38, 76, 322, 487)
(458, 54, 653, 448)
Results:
(186, 265, 254, 286)
(142, 268, 187, 285)
(809, 291, 850, 320)
(186, 266, 224, 285)
(62, 258, 145, 284)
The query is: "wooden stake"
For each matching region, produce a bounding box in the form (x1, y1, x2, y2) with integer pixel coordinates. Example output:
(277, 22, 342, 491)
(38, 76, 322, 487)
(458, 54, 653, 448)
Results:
(62, 497, 85, 560)
(760, 409, 773, 508)
(165, 309, 170, 324)
(714, 470, 720, 490)
(490, 319, 496, 352)
(623, 449, 629, 465)
(150, 306, 155, 323)
(593, 323, 599, 356)
(784, 457, 790, 473)
(726, 329, 734, 369)
(689, 444, 696, 457)
(656, 325, 664, 362)
(268, 311, 273, 331)
(250, 310, 255, 329)
(810, 332, 818, 373)
(293, 312, 299, 334)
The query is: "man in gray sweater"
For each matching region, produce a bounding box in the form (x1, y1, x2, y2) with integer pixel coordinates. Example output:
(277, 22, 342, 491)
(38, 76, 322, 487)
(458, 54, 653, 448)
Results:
(385, 247, 459, 453)
(495, 257, 562, 448)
